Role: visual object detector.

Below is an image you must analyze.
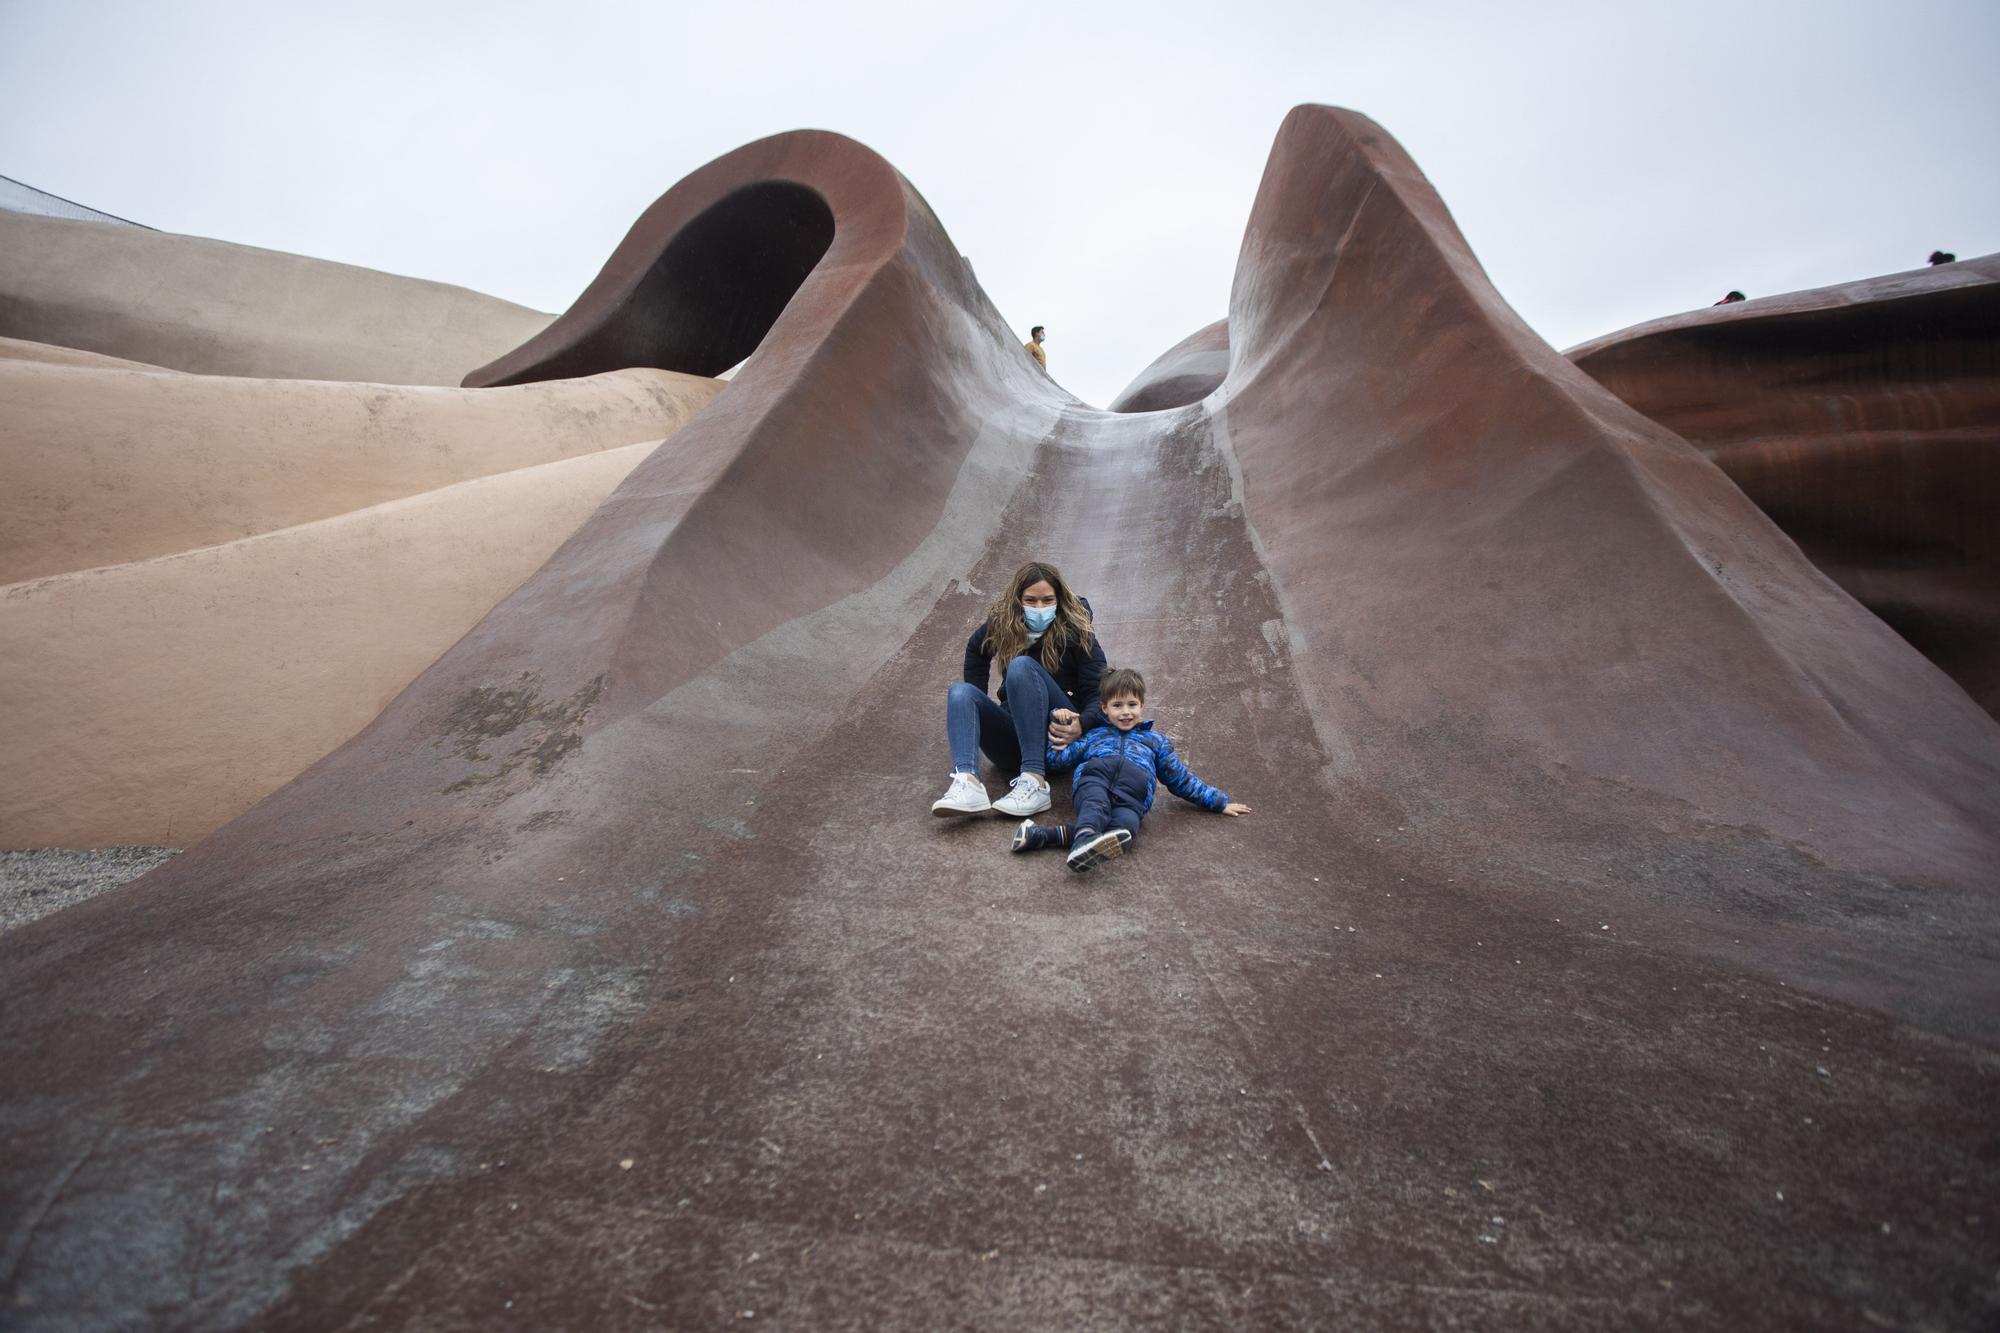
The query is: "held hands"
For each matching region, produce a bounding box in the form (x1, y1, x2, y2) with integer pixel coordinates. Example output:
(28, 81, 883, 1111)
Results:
(1223, 802, 1252, 817)
(1047, 708, 1082, 746)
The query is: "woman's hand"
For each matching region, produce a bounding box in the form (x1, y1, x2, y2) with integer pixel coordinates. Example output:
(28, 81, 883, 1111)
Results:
(1223, 802, 1252, 817)
(1047, 709, 1082, 746)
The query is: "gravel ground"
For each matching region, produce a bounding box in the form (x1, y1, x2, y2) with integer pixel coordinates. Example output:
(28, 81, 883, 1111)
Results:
(0, 846, 179, 935)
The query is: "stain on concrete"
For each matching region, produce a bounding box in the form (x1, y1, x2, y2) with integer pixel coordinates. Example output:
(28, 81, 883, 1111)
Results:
(438, 674, 603, 795)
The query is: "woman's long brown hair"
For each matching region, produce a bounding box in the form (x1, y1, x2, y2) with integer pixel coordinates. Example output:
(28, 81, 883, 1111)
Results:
(983, 560, 1095, 672)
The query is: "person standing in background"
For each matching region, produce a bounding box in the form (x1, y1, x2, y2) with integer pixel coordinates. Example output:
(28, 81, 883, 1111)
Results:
(1025, 325, 1048, 371)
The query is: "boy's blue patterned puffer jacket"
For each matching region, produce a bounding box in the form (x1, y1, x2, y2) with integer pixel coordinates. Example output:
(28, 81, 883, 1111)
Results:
(1045, 721, 1229, 815)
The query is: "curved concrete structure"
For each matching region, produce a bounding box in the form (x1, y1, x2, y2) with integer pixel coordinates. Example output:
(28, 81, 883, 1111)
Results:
(0, 210, 554, 384)
(1107, 317, 1228, 412)
(1, 357, 718, 583)
(3, 111, 1997, 1330)
(1, 343, 721, 846)
(1569, 257, 2000, 719)
(4, 443, 664, 848)
(0, 333, 176, 372)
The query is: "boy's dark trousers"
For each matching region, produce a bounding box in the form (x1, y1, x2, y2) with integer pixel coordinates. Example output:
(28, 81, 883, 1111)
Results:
(1071, 763, 1146, 842)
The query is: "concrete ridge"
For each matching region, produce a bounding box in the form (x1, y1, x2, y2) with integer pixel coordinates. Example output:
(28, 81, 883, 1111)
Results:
(0, 210, 553, 384)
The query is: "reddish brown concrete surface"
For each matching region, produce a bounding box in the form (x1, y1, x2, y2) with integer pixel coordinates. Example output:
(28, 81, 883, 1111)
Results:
(4, 109, 1998, 1330)
(1568, 257, 2000, 721)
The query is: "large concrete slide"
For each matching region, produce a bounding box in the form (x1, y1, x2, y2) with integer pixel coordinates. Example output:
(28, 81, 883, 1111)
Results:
(2, 108, 1996, 1329)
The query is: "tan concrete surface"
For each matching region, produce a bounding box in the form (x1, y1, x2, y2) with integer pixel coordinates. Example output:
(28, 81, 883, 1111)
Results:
(1, 357, 722, 581)
(2, 442, 663, 849)
(0, 214, 720, 850)
(0, 211, 554, 384)
(0, 334, 177, 372)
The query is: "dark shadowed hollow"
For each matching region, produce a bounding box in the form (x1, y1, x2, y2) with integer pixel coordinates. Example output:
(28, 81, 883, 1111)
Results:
(474, 181, 834, 384)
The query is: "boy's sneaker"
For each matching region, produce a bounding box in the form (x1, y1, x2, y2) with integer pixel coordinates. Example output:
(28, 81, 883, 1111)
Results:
(1066, 828, 1132, 873)
(1012, 820, 1068, 853)
(931, 772, 992, 816)
(992, 774, 1052, 817)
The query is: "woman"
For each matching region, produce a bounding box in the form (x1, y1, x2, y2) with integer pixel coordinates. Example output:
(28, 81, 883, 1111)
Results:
(933, 560, 1107, 818)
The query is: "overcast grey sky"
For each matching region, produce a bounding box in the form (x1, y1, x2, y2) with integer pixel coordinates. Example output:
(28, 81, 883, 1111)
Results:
(3, 0, 1996, 405)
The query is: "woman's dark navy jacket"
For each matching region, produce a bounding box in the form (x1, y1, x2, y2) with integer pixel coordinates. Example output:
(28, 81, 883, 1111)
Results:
(962, 598, 1110, 728)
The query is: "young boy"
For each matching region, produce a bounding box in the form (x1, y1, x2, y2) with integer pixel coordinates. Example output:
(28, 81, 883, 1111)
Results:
(1013, 667, 1250, 872)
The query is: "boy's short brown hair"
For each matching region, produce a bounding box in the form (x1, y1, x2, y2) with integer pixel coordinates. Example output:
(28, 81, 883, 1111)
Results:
(1099, 667, 1146, 702)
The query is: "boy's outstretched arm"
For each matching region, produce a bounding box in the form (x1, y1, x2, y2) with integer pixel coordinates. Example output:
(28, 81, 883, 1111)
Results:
(1153, 736, 1236, 813)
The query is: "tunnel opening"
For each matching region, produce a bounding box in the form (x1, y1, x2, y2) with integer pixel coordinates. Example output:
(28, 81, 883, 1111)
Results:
(505, 181, 836, 384)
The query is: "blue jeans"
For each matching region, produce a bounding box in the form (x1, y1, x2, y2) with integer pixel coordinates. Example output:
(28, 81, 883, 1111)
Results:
(946, 655, 1070, 777)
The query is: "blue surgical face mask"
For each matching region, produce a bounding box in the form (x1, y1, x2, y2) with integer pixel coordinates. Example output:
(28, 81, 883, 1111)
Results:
(1023, 605, 1057, 633)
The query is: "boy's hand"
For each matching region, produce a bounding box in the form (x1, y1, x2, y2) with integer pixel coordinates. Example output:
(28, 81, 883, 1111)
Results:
(1223, 802, 1252, 817)
(1047, 709, 1081, 746)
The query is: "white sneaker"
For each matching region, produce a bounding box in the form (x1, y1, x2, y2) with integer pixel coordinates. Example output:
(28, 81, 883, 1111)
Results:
(931, 772, 992, 816)
(992, 774, 1052, 817)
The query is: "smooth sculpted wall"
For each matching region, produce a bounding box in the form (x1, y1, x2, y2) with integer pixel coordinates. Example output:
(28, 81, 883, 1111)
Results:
(0, 211, 554, 385)
(1215, 108, 1999, 889)
(468, 180, 835, 385)
(1143, 257, 2000, 720)
(1568, 258, 2000, 719)
(1107, 318, 1229, 412)
(1, 344, 720, 847)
